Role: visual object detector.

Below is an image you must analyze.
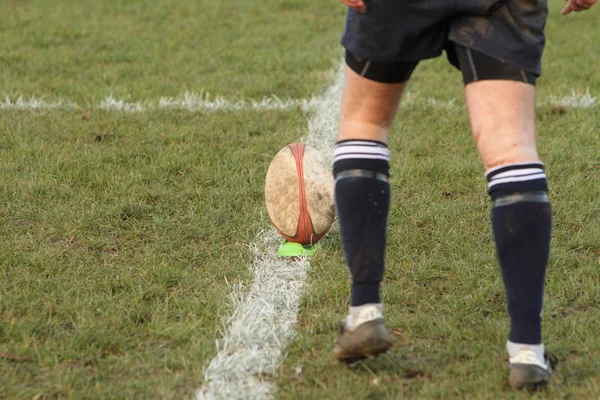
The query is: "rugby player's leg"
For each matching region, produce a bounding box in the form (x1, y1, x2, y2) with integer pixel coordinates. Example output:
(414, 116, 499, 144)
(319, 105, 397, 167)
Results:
(338, 55, 410, 143)
(333, 54, 416, 362)
(457, 46, 555, 389)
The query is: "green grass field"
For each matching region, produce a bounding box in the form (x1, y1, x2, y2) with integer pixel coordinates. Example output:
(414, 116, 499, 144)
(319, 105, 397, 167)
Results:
(1, 1, 599, 399)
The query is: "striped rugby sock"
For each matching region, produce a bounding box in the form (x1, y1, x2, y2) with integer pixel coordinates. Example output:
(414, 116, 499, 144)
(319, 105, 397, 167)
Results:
(333, 140, 391, 176)
(333, 140, 390, 307)
(487, 162, 551, 345)
(486, 161, 547, 199)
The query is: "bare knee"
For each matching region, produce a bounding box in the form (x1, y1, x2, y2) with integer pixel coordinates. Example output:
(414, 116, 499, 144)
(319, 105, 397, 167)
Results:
(474, 127, 540, 170)
(338, 66, 406, 143)
(465, 80, 539, 170)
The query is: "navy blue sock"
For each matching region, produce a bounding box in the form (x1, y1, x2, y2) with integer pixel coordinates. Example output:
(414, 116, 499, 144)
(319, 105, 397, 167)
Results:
(333, 140, 390, 307)
(487, 162, 551, 344)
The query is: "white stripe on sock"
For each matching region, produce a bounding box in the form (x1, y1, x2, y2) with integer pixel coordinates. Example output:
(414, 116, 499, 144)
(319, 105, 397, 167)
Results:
(333, 144, 390, 164)
(487, 173, 547, 188)
(490, 168, 545, 180)
(333, 153, 391, 162)
(485, 162, 544, 176)
(333, 146, 389, 157)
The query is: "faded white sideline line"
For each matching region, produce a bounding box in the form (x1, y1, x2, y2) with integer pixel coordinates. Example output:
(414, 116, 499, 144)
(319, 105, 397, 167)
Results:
(194, 66, 343, 400)
(545, 90, 598, 108)
(0, 93, 320, 112)
(0, 96, 76, 110)
(0, 90, 596, 112)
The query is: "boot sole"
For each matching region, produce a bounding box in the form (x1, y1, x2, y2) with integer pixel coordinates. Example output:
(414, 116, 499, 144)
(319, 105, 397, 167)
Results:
(509, 364, 551, 391)
(334, 337, 392, 364)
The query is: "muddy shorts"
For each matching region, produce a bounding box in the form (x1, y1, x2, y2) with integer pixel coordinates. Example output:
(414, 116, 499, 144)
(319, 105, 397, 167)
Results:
(341, 0, 548, 76)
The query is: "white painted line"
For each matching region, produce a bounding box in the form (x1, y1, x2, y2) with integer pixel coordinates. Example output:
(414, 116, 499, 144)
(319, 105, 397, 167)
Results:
(1, 89, 596, 112)
(195, 230, 309, 400)
(99, 96, 144, 112)
(0, 93, 318, 112)
(0, 96, 76, 110)
(195, 66, 343, 400)
(545, 90, 597, 108)
(157, 92, 318, 112)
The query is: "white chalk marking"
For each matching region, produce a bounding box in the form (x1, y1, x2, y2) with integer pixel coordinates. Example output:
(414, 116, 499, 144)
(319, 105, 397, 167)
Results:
(0, 93, 318, 112)
(99, 96, 145, 112)
(194, 66, 343, 400)
(0, 96, 76, 110)
(1, 89, 596, 112)
(545, 90, 597, 108)
(157, 92, 318, 112)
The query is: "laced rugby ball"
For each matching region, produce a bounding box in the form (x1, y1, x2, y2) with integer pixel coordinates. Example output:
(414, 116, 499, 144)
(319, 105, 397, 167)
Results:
(265, 143, 335, 245)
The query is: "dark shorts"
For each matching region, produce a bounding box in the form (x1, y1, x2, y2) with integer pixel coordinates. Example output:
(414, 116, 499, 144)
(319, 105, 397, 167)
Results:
(341, 0, 548, 76)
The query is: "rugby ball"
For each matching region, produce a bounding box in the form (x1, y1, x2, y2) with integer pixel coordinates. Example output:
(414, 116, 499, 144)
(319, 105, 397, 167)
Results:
(265, 143, 335, 245)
